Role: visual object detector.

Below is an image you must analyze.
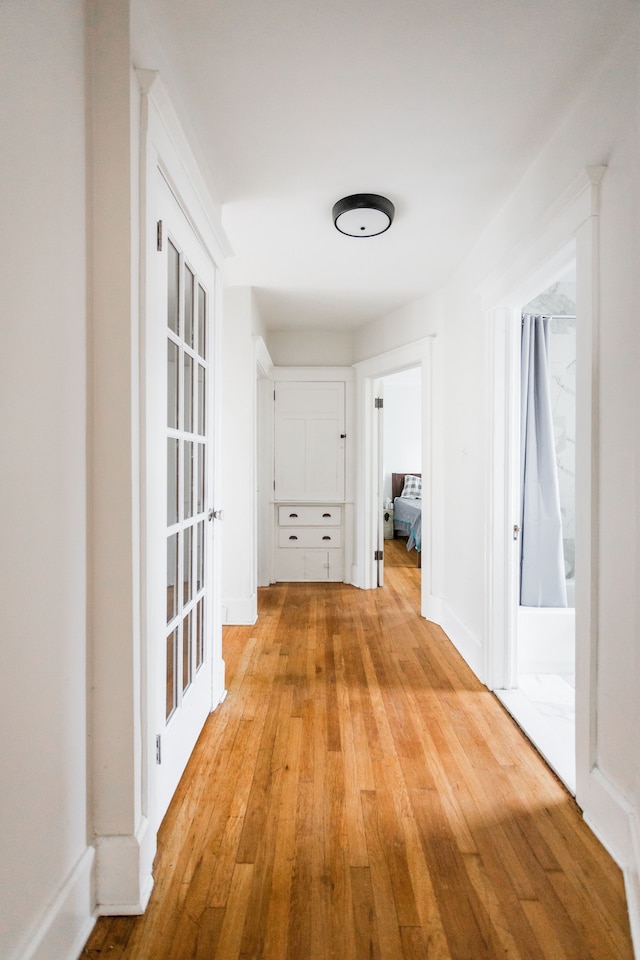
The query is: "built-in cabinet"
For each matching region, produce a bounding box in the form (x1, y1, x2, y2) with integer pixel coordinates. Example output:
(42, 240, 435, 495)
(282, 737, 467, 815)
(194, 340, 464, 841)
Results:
(275, 504, 344, 581)
(273, 377, 347, 581)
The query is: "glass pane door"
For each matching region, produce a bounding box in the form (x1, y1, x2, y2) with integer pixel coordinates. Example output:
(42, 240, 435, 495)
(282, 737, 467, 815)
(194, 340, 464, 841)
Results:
(153, 171, 220, 828)
(165, 238, 209, 722)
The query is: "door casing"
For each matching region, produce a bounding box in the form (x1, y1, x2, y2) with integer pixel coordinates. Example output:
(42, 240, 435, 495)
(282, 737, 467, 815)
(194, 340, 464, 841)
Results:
(482, 167, 604, 813)
(353, 337, 438, 618)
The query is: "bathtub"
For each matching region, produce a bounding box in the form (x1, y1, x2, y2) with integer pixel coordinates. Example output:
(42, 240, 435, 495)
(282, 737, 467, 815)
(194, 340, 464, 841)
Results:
(517, 579, 575, 674)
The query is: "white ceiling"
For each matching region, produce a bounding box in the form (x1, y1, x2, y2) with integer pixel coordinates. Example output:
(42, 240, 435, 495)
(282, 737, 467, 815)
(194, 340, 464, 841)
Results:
(133, 0, 633, 331)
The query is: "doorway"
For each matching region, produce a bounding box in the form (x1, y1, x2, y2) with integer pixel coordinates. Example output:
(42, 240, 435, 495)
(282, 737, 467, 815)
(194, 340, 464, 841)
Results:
(496, 266, 577, 794)
(376, 367, 422, 595)
(353, 336, 439, 621)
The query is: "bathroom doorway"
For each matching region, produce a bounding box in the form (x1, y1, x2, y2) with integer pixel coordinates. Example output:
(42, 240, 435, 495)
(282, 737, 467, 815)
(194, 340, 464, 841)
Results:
(485, 169, 603, 810)
(496, 265, 577, 794)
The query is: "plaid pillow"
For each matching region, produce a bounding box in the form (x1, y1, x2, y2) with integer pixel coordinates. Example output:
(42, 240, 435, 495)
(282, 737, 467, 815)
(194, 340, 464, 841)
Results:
(401, 475, 421, 498)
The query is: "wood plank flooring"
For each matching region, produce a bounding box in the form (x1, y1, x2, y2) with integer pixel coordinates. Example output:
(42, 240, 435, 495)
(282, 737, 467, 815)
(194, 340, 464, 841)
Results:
(81, 539, 633, 959)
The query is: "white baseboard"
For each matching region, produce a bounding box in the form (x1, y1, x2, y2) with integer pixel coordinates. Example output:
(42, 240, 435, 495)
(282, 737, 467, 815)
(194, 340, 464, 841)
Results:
(95, 816, 155, 915)
(424, 595, 484, 681)
(582, 766, 634, 865)
(580, 767, 639, 959)
(210, 656, 228, 721)
(626, 813, 640, 960)
(15, 846, 95, 960)
(221, 593, 258, 625)
(423, 593, 443, 623)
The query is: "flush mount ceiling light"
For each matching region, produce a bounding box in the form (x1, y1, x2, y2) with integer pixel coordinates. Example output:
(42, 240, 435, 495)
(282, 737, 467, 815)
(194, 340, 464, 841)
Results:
(332, 193, 395, 237)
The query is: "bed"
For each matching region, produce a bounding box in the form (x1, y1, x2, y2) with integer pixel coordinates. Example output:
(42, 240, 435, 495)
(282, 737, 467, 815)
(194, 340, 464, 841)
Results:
(391, 473, 422, 566)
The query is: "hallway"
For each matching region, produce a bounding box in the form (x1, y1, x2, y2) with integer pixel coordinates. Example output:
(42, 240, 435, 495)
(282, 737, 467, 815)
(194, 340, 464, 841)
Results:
(83, 542, 633, 959)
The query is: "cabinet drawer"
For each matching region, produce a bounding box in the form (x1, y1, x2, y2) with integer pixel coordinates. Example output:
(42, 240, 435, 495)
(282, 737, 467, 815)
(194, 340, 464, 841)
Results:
(275, 549, 345, 582)
(278, 526, 342, 549)
(278, 505, 342, 525)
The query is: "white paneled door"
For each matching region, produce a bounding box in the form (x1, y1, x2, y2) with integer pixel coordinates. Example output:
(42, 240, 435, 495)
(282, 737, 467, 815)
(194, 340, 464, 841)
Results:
(274, 381, 346, 502)
(153, 175, 219, 824)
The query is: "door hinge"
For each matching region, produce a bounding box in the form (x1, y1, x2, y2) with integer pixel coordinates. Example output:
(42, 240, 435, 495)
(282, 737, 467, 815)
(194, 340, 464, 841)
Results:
(374, 397, 383, 409)
(374, 549, 383, 561)
(513, 524, 520, 541)
(156, 734, 162, 764)
(157, 220, 163, 252)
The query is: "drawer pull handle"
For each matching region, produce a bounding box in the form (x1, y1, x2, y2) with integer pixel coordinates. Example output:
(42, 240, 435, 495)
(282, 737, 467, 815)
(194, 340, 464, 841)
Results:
(322, 512, 332, 518)
(289, 512, 298, 518)
(289, 535, 298, 540)
(322, 535, 331, 541)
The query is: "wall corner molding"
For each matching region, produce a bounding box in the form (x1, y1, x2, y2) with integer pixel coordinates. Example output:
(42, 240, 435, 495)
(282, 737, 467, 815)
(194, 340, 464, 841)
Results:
(254, 335, 274, 377)
(427, 599, 484, 683)
(140, 70, 232, 262)
(134, 66, 159, 96)
(94, 817, 155, 916)
(423, 593, 444, 624)
(478, 165, 607, 311)
(221, 593, 258, 626)
(580, 767, 640, 955)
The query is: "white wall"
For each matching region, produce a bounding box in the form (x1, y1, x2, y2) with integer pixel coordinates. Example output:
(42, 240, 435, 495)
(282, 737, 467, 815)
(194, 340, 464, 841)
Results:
(0, 2, 94, 957)
(220, 287, 262, 623)
(267, 329, 353, 366)
(382, 369, 422, 502)
(353, 294, 442, 362)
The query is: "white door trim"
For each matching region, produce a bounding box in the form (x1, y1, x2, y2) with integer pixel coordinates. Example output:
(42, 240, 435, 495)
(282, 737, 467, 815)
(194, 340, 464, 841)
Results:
(255, 336, 274, 588)
(353, 337, 441, 621)
(482, 167, 604, 814)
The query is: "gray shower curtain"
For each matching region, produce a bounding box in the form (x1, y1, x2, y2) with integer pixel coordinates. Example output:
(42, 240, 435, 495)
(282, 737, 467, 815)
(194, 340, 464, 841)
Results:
(520, 314, 567, 607)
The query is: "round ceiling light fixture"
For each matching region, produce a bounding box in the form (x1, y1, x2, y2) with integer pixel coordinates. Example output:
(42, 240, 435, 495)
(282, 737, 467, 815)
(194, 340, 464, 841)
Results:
(332, 193, 395, 237)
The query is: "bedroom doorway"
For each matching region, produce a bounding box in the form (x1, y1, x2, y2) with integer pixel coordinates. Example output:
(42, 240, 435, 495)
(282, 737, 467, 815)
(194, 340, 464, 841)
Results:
(354, 335, 438, 619)
(376, 368, 422, 594)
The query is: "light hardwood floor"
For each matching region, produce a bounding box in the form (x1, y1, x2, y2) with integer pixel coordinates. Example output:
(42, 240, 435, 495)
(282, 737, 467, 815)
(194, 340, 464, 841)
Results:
(82, 539, 633, 959)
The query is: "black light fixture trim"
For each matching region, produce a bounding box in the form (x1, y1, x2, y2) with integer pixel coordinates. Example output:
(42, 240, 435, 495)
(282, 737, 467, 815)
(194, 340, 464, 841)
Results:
(332, 193, 395, 237)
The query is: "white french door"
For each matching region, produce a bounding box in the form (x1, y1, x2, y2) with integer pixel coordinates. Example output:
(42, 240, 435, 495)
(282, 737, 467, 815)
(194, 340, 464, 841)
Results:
(152, 173, 219, 824)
